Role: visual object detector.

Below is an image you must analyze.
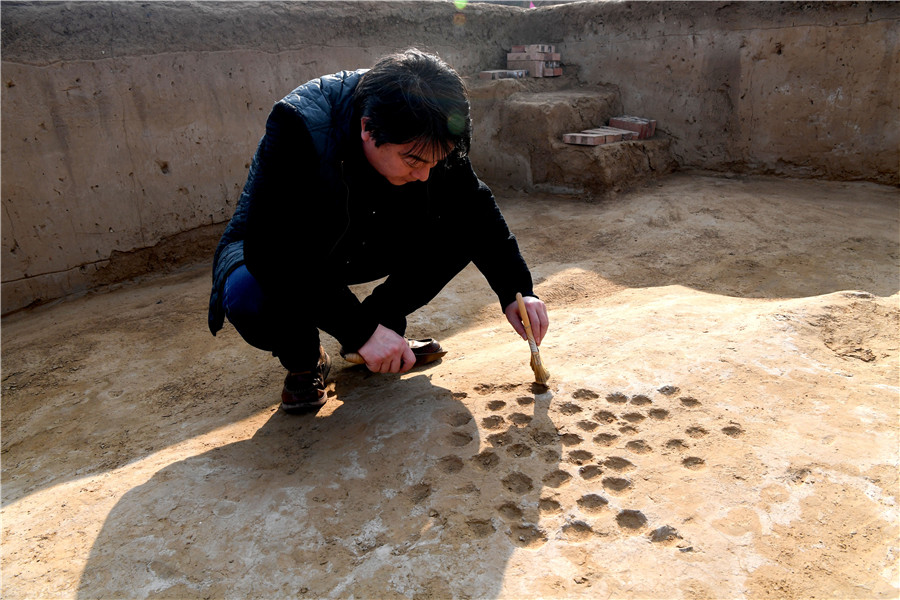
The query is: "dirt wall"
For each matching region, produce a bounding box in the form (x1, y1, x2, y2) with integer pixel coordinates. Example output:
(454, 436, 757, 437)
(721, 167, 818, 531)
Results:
(0, 1, 519, 314)
(2, 1, 897, 314)
(516, 1, 899, 181)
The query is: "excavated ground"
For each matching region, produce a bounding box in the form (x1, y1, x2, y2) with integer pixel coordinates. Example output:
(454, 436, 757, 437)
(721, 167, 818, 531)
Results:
(2, 173, 898, 599)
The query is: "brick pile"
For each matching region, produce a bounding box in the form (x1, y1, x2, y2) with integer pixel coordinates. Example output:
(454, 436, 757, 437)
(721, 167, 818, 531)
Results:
(478, 44, 562, 80)
(507, 44, 562, 78)
(563, 116, 657, 146)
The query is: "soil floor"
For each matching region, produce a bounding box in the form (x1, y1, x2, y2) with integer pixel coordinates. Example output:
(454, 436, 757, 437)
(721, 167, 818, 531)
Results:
(2, 173, 898, 599)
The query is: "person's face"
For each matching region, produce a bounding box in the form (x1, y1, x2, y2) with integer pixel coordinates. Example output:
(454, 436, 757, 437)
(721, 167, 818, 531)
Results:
(361, 118, 450, 186)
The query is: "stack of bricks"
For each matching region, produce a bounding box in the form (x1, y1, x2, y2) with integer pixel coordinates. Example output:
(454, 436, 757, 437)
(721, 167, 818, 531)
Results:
(562, 116, 657, 146)
(507, 44, 562, 78)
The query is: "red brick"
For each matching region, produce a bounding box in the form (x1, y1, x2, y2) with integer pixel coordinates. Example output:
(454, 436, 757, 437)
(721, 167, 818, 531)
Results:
(511, 44, 555, 53)
(479, 69, 528, 80)
(581, 128, 622, 143)
(563, 132, 607, 145)
(609, 116, 656, 139)
(507, 59, 544, 77)
(583, 126, 637, 141)
(507, 52, 561, 61)
(524, 43, 555, 53)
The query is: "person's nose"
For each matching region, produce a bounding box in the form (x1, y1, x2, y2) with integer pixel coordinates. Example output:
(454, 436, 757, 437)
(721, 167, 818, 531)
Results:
(411, 165, 431, 181)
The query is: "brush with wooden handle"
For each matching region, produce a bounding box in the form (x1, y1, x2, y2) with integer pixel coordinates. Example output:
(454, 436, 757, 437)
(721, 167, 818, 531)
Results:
(516, 292, 550, 386)
(341, 339, 446, 367)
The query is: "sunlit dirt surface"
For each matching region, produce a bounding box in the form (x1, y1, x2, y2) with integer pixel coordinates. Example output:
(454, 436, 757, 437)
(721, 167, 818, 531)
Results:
(3, 173, 898, 599)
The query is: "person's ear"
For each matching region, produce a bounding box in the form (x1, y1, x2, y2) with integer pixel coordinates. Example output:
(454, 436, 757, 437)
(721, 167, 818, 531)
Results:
(360, 117, 372, 142)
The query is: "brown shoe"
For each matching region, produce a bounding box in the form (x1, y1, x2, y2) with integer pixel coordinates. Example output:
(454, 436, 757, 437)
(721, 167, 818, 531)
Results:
(280, 349, 332, 414)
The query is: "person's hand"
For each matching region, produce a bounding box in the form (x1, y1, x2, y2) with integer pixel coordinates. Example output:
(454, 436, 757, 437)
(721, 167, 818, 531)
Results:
(357, 324, 416, 373)
(504, 296, 549, 346)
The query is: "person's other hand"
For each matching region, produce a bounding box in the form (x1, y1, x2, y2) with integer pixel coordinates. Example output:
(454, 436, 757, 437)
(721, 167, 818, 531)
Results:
(357, 324, 416, 373)
(504, 296, 549, 346)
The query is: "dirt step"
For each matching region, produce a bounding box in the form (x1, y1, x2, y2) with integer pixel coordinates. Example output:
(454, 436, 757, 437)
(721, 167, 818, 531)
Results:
(469, 79, 675, 195)
(538, 136, 678, 196)
(501, 90, 622, 146)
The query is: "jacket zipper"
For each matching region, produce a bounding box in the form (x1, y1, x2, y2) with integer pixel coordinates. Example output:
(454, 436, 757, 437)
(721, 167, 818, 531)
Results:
(328, 160, 352, 258)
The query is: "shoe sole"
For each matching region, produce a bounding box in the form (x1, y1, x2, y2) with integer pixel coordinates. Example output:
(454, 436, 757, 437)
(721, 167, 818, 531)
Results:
(280, 397, 327, 414)
(280, 353, 332, 414)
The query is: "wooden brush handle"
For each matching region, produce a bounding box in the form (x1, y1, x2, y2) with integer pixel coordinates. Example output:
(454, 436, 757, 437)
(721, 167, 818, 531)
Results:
(343, 352, 365, 364)
(516, 292, 539, 353)
(516, 293, 550, 386)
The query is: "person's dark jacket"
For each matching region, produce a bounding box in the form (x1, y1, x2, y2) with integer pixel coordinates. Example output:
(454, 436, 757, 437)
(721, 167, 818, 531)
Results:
(208, 69, 534, 351)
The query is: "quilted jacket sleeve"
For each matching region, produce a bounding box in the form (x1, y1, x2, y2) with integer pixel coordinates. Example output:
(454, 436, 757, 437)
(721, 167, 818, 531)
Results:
(208, 148, 258, 335)
(353, 156, 535, 329)
(441, 157, 535, 311)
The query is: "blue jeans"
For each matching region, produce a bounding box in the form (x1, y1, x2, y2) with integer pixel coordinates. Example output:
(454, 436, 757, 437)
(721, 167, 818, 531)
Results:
(222, 265, 323, 372)
(223, 250, 471, 372)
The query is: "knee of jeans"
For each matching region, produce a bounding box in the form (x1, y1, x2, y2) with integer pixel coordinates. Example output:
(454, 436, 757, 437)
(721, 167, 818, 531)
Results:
(222, 266, 265, 325)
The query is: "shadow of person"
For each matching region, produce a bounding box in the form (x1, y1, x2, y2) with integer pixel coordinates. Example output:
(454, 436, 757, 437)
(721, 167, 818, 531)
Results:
(77, 368, 563, 599)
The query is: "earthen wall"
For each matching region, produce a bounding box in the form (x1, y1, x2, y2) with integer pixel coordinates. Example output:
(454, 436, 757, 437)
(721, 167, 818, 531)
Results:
(2, 1, 896, 313)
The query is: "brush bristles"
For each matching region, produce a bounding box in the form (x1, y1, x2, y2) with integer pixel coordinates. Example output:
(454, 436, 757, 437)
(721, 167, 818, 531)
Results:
(530, 354, 551, 386)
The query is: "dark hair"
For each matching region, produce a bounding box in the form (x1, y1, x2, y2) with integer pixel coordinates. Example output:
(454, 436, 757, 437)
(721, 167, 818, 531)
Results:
(353, 48, 471, 162)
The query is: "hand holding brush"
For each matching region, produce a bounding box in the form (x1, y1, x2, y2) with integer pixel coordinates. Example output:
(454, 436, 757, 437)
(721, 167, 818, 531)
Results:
(516, 292, 550, 386)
